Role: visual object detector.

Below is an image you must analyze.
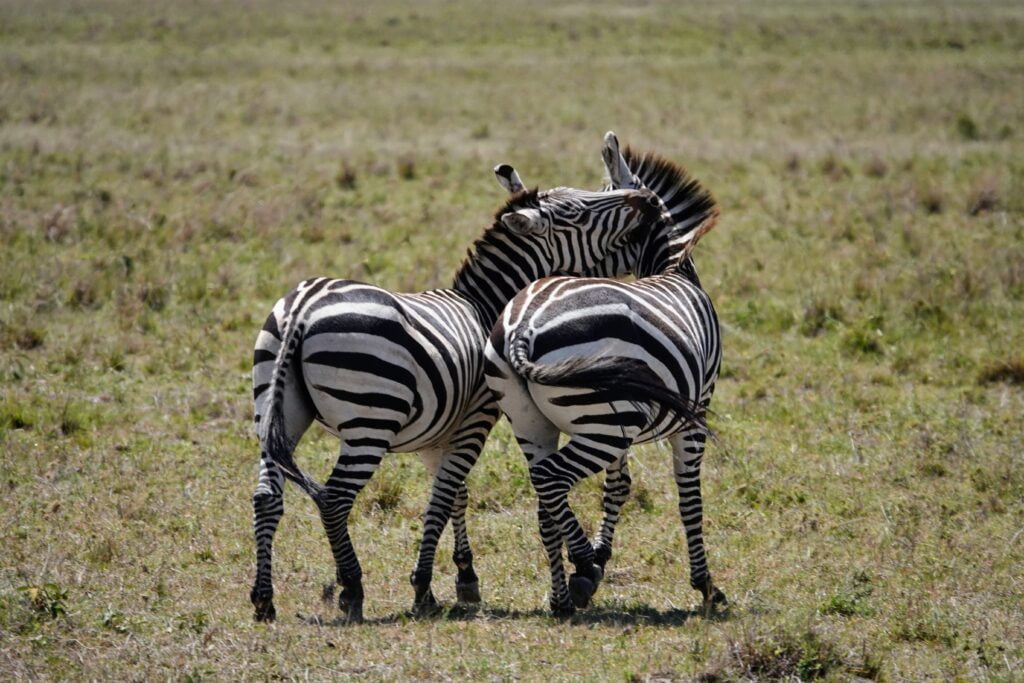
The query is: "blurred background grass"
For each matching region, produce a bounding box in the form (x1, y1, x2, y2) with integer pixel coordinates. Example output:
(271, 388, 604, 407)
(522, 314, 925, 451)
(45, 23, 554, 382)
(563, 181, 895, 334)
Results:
(1, 1, 1022, 679)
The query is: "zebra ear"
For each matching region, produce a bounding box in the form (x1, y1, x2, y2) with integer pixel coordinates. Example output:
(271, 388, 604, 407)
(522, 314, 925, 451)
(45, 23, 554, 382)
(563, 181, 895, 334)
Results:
(500, 208, 545, 235)
(602, 131, 635, 189)
(494, 164, 526, 194)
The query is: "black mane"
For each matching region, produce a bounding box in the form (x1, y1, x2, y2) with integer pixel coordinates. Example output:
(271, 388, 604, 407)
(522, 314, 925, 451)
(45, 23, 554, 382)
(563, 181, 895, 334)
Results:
(492, 188, 540, 220)
(621, 147, 719, 240)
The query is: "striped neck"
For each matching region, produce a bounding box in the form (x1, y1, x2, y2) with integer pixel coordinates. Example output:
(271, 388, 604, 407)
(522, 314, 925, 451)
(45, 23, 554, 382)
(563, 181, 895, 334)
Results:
(451, 223, 554, 326)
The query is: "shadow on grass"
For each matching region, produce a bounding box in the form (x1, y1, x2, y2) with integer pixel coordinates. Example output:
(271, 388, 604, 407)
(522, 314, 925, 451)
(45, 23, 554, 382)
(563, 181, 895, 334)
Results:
(300, 600, 729, 628)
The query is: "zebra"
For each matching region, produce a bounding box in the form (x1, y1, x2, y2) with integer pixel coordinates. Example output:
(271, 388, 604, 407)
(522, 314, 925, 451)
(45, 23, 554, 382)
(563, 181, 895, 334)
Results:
(250, 180, 664, 622)
(483, 132, 728, 616)
(491, 147, 683, 568)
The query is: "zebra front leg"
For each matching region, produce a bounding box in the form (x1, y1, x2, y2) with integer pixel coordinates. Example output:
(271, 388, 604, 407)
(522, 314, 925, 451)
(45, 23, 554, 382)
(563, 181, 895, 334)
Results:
(530, 434, 631, 609)
(251, 456, 285, 622)
(318, 442, 387, 623)
(593, 452, 632, 572)
(669, 428, 727, 614)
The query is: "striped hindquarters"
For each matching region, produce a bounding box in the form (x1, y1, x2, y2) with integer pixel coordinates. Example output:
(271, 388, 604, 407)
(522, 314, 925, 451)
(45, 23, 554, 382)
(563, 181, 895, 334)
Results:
(504, 273, 720, 441)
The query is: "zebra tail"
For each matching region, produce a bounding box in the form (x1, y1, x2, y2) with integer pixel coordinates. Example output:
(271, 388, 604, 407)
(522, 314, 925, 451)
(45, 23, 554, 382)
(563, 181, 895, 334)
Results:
(260, 308, 324, 501)
(509, 338, 707, 432)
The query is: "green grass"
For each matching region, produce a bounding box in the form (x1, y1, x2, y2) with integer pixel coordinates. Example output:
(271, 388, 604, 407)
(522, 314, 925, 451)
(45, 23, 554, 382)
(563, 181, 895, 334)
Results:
(2, 0, 1022, 679)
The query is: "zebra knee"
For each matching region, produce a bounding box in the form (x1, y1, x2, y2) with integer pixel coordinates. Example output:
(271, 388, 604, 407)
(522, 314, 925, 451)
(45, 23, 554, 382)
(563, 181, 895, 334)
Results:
(529, 466, 570, 497)
(315, 486, 350, 512)
(252, 490, 282, 511)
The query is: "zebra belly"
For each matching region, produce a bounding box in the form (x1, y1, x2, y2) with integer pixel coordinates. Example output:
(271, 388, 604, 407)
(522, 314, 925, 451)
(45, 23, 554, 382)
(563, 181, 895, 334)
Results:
(302, 361, 480, 454)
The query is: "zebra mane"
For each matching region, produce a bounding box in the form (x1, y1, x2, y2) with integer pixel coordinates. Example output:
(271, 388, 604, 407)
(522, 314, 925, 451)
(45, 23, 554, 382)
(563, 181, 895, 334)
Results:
(452, 188, 543, 300)
(621, 147, 719, 242)
(492, 188, 540, 220)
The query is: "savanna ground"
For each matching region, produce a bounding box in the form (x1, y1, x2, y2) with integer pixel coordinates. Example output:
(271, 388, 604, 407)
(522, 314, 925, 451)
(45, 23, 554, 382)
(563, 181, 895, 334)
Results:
(1, 1, 1023, 679)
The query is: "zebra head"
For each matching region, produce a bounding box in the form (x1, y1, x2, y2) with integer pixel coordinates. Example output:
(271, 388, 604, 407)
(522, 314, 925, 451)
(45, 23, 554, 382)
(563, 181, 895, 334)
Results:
(601, 131, 719, 270)
(494, 182, 663, 273)
(491, 142, 666, 278)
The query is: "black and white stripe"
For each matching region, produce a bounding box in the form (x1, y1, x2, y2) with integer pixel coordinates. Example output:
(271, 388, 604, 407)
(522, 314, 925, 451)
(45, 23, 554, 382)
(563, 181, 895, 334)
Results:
(250, 182, 663, 622)
(484, 133, 727, 615)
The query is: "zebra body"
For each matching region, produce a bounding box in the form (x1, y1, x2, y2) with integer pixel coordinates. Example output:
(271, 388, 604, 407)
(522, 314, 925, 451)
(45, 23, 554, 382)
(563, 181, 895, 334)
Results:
(251, 184, 663, 622)
(484, 133, 726, 615)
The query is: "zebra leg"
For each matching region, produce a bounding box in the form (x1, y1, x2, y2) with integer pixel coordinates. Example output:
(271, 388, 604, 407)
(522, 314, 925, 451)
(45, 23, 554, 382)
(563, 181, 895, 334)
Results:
(410, 449, 465, 615)
(485, 345, 571, 612)
(450, 483, 481, 604)
(448, 397, 498, 604)
(536, 495, 574, 616)
(530, 433, 632, 609)
(669, 428, 727, 614)
(250, 327, 314, 623)
(410, 397, 496, 612)
(317, 441, 388, 623)
(593, 451, 632, 572)
(251, 455, 285, 622)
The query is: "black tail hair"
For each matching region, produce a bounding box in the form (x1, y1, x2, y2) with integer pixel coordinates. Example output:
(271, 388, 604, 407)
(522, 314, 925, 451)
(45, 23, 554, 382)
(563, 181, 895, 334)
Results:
(510, 337, 706, 432)
(260, 312, 324, 500)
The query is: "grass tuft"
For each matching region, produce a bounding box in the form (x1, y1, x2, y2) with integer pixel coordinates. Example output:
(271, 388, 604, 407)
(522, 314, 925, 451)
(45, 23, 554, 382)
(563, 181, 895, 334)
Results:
(978, 358, 1024, 385)
(918, 185, 944, 214)
(397, 156, 417, 180)
(966, 174, 1000, 215)
(724, 628, 844, 680)
(18, 583, 68, 621)
(335, 162, 358, 190)
(862, 156, 888, 178)
(820, 571, 873, 617)
(956, 112, 980, 140)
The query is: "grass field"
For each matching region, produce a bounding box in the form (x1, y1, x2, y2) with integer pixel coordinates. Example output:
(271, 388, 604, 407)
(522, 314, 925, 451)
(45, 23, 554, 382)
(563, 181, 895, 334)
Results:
(2, 0, 1023, 679)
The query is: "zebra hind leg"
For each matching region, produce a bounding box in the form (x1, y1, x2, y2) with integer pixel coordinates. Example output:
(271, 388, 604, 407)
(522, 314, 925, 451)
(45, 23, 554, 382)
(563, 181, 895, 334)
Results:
(251, 457, 285, 622)
(669, 429, 727, 614)
(593, 452, 632, 572)
(443, 395, 496, 606)
(451, 483, 481, 604)
(530, 434, 630, 610)
(317, 441, 389, 623)
(536, 499, 573, 616)
(412, 410, 493, 614)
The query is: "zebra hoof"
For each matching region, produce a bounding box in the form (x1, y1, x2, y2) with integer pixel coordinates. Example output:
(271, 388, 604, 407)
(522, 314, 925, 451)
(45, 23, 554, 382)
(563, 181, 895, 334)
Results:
(593, 544, 612, 571)
(551, 602, 575, 618)
(704, 586, 728, 613)
(340, 601, 363, 624)
(455, 580, 481, 604)
(338, 592, 364, 624)
(250, 586, 276, 623)
(568, 566, 604, 608)
(253, 600, 276, 623)
(413, 591, 442, 618)
(568, 577, 596, 608)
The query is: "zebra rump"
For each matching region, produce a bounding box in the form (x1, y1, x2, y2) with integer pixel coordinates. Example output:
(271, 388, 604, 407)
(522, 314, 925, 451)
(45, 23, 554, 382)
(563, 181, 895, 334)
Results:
(507, 336, 707, 433)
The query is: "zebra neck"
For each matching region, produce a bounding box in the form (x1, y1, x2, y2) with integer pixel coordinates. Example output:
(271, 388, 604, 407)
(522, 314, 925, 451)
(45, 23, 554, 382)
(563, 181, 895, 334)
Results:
(451, 233, 551, 327)
(633, 223, 689, 278)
